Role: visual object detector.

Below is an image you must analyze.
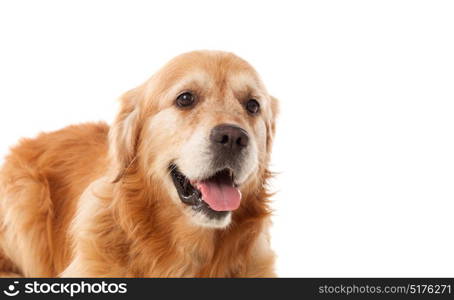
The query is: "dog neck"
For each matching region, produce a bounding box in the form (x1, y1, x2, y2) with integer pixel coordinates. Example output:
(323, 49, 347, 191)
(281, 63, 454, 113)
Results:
(109, 166, 272, 277)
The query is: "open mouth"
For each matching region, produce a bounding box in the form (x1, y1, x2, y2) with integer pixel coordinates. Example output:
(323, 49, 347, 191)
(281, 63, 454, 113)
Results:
(169, 164, 242, 219)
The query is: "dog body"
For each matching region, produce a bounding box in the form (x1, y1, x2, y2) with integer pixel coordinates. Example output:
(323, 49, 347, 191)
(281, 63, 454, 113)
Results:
(0, 51, 278, 277)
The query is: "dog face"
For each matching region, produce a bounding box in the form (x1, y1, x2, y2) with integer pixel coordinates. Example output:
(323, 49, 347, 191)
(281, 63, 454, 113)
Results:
(111, 51, 278, 228)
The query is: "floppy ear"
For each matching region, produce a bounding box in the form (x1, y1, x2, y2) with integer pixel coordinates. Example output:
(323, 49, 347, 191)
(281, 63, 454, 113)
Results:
(110, 88, 143, 182)
(266, 96, 279, 154)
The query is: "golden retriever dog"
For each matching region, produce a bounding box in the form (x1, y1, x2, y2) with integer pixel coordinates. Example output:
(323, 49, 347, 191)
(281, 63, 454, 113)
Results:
(0, 50, 278, 277)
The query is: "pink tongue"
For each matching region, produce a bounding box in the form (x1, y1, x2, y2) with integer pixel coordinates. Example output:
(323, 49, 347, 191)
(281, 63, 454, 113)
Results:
(196, 181, 242, 211)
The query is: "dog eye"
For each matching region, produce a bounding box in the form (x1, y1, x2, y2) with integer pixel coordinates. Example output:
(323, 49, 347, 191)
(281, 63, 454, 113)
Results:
(176, 92, 195, 108)
(245, 99, 260, 115)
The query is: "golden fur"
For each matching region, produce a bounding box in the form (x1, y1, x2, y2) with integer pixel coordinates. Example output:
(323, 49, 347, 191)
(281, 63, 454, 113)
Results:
(0, 51, 278, 277)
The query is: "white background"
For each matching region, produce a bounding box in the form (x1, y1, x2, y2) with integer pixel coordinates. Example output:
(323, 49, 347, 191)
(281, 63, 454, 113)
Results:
(1, 1, 453, 277)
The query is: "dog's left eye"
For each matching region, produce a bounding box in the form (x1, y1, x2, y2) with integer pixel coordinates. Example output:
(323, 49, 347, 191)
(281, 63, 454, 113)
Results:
(176, 92, 195, 108)
(245, 99, 260, 115)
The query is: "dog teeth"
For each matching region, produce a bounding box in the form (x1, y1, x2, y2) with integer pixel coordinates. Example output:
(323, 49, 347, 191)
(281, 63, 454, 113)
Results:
(228, 169, 234, 181)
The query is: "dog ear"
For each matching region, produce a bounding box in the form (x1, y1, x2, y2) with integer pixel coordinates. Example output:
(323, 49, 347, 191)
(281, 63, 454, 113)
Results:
(110, 88, 143, 182)
(266, 96, 279, 154)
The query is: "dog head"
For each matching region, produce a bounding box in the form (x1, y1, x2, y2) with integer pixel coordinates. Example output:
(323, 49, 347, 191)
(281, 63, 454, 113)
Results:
(110, 51, 278, 228)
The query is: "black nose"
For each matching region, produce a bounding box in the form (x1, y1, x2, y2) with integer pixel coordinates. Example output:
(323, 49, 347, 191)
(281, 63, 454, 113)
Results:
(210, 124, 249, 153)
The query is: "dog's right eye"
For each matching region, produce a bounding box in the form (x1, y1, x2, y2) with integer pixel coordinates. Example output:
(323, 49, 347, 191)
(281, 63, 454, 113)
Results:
(176, 92, 195, 108)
